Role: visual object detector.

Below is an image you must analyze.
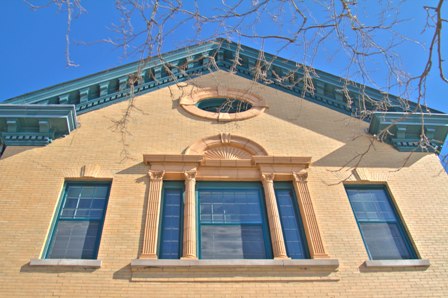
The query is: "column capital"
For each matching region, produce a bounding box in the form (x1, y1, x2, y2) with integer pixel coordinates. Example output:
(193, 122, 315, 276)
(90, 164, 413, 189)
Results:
(148, 170, 165, 181)
(293, 170, 308, 183)
(261, 173, 275, 183)
(184, 169, 197, 181)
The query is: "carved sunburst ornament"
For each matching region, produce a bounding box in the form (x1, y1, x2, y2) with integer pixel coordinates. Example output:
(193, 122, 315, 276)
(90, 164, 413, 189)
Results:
(203, 146, 252, 160)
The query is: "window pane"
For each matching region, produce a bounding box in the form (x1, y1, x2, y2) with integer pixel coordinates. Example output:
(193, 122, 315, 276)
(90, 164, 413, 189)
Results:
(359, 223, 413, 259)
(199, 190, 262, 224)
(201, 225, 266, 259)
(346, 189, 395, 222)
(275, 188, 308, 259)
(198, 184, 269, 259)
(59, 184, 108, 220)
(346, 186, 416, 260)
(159, 188, 183, 259)
(47, 221, 100, 259)
(47, 183, 110, 259)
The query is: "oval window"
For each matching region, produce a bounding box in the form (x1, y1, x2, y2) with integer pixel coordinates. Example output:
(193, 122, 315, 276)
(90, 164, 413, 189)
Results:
(196, 98, 252, 114)
(179, 88, 267, 121)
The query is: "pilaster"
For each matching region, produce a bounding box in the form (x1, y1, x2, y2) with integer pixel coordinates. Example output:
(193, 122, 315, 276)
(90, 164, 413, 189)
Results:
(182, 170, 198, 259)
(140, 170, 165, 259)
(261, 173, 289, 259)
(292, 170, 328, 258)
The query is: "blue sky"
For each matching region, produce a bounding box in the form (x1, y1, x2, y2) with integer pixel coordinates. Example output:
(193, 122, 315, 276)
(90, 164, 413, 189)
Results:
(0, 1, 447, 165)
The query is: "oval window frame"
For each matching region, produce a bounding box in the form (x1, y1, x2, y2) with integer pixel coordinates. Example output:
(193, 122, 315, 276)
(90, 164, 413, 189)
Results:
(179, 88, 267, 121)
(196, 97, 253, 114)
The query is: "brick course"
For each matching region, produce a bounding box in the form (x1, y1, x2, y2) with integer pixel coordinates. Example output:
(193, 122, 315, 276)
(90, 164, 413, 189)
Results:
(0, 71, 447, 297)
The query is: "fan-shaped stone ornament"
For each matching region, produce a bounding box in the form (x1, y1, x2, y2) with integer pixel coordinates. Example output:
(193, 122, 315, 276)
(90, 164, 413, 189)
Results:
(203, 146, 252, 160)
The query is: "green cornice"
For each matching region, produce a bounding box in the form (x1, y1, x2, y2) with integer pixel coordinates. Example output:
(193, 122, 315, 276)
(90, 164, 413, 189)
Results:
(4, 39, 440, 115)
(0, 105, 77, 146)
(1, 39, 447, 151)
(368, 112, 448, 152)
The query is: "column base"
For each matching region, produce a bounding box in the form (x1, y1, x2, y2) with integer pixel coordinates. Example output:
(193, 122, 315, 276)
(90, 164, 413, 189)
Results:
(311, 253, 330, 259)
(181, 256, 198, 260)
(139, 254, 158, 259)
(274, 256, 291, 260)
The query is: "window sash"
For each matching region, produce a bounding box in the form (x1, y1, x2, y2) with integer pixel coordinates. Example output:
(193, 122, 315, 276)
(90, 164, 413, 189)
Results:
(159, 182, 184, 259)
(274, 182, 309, 259)
(45, 182, 110, 259)
(197, 182, 272, 259)
(345, 185, 416, 260)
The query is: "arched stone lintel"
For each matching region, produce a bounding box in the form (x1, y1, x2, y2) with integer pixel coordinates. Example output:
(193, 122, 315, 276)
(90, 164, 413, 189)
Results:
(185, 133, 269, 157)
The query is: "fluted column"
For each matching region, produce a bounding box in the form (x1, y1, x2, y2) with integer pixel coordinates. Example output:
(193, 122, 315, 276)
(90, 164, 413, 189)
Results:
(181, 170, 198, 259)
(140, 170, 165, 259)
(261, 173, 289, 259)
(293, 170, 329, 258)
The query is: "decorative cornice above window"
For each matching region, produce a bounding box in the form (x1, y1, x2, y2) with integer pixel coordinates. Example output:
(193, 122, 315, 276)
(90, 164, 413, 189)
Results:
(185, 133, 269, 157)
(143, 134, 311, 181)
(203, 146, 253, 160)
(0, 105, 77, 146)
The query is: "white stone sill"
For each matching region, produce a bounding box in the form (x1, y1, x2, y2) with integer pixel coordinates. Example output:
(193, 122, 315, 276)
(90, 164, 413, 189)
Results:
(364, 259, 430, 269)
(29, 259, 102, 268)
(131, 259, 339, 270)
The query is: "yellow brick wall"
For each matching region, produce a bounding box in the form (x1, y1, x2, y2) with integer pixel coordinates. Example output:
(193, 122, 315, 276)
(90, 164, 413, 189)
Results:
(0, 71, 447, 297)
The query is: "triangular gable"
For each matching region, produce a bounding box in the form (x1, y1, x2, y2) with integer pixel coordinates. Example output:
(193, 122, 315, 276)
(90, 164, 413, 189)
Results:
(1, 39, 447, 151)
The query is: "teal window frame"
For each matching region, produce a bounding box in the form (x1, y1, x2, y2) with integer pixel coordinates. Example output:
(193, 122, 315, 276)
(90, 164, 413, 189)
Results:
(158, 181, 184, 259)
(274, 182, 309, 259)
(44, 181, 111, 259)
(196, 182, 272, 259)
(345, 184, 417, 260)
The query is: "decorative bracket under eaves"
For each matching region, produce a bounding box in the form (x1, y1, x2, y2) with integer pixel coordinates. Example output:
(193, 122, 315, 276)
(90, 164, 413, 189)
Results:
(0, 104, 77, 146)
(368, 112, 448, 153)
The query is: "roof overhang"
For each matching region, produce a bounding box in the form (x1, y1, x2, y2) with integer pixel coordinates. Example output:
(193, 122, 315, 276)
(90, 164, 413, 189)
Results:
(1, 39, 447, 151)
(368, 112, 448, 152)
(0, 104, 77, 146)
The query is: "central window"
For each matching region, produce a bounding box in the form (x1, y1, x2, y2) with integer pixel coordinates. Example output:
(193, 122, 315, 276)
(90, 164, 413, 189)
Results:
(198, 182, 271, 259)
(157, 180, 310, 260)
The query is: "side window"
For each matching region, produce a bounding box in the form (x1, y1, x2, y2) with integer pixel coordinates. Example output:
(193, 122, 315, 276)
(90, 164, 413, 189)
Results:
(159, 182, 184, 259)
(197, 182, 272, 259)
(46, 182, 110, 259)
(345, 185, 417, 260)
(274, 182, 309, 259)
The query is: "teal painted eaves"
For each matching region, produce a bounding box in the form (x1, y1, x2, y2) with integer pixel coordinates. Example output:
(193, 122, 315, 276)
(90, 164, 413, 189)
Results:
(1, 38, 447, 150)
(0, 105, 77, 146)
(368, 112, 448, 153)
(4, 39, 441, 116)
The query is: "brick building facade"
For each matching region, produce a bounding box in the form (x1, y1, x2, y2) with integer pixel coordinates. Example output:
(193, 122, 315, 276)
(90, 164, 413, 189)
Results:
(1, 40, 447, 297)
